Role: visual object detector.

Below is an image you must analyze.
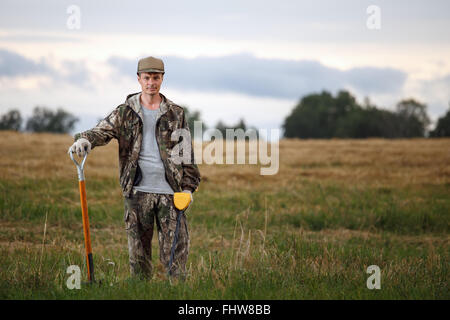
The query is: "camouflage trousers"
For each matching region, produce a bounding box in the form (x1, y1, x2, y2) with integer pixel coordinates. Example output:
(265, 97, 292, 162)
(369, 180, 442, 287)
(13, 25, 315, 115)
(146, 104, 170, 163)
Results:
(124, 189, 189, 279)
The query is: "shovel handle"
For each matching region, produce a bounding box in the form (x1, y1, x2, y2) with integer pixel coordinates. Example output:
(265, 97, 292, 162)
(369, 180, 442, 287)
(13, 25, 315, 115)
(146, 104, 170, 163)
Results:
(79, 179, 94, 282)
(69, 151, 94, 282)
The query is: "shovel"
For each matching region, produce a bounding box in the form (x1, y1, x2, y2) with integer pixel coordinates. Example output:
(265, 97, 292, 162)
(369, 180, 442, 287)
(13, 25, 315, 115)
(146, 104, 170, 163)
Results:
(69, 150, 95, 283)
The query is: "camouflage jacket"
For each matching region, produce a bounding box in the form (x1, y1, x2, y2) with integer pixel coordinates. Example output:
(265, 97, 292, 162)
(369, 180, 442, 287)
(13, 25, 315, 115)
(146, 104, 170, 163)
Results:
(74, 92, 201, 198)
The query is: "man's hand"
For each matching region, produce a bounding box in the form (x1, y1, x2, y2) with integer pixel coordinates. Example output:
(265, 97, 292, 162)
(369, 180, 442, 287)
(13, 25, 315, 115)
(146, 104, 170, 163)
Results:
(68, 138, 92, 157)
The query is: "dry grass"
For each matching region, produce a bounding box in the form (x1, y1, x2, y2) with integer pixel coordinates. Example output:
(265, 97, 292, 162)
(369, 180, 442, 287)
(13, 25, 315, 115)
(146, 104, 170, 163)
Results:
(0, 131, 119, 181)
(199, 137, 450, 190)
(1, 131, 449, 188)
(0, 131, 448, 299)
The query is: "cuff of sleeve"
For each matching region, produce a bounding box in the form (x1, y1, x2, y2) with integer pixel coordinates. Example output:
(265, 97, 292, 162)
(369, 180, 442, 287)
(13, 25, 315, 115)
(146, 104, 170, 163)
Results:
(74, 133, 81, 141)
(181, 186, 195, 193)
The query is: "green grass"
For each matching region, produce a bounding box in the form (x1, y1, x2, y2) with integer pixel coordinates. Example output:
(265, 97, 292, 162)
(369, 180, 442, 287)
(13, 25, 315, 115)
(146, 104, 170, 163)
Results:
(0, 177, 448, 299)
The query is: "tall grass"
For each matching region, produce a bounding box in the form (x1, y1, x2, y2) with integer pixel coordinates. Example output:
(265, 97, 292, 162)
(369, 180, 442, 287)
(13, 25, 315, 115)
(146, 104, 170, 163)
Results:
(0, 132, 448, 299)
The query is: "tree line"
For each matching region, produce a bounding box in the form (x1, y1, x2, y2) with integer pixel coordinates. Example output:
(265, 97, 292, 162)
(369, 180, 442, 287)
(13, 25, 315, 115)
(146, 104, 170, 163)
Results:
(283, 90, 450, 138)
(1, 90, 449, 138)
(0, 107, 78, 133)
(182, 107, 257, 140)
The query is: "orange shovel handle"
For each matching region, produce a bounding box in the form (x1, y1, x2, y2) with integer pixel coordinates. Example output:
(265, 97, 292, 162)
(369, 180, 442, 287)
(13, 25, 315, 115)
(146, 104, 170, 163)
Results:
(70, 151, 95, 282)
(79, 180, 94, 282)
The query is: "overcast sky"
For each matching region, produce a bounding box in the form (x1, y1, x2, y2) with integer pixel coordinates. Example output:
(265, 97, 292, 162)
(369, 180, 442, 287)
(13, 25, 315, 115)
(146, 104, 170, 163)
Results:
(1, 0, 449, 136)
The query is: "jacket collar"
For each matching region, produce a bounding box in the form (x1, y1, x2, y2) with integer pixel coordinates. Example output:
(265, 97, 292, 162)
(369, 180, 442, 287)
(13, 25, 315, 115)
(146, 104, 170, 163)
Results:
(125, 92, 173, 122)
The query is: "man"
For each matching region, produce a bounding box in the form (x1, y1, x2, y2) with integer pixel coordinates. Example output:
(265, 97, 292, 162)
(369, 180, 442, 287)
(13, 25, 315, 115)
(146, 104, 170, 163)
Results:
(68, 56, 201, 279)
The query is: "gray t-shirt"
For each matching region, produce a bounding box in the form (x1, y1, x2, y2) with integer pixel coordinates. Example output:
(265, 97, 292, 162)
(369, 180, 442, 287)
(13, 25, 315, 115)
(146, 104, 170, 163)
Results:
(133, 105, 174, 194)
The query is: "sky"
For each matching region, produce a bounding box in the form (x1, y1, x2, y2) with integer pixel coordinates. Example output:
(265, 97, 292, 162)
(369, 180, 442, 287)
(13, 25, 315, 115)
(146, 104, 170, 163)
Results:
(1, 0, 449, 137)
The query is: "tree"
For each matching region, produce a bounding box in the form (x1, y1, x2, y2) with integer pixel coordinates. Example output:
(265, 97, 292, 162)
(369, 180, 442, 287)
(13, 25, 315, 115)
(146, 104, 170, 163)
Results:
(25, 106, 78, 133)
(0, 109, 22, 131)
(283, 90, 433, 139)
(213, 118, 258, 140)
(182, 105, 207, 140)
(335, 107, 403, 138)
(214, 120, 227, 137)
(430, 105, 450, 137)
(283, 90, 360, 138)
(395, 99, 430, 137)
(234, 118, 259, 140)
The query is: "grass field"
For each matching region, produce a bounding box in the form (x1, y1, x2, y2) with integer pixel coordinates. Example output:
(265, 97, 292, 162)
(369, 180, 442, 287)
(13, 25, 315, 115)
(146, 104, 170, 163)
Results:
(0, 131, 448, 299)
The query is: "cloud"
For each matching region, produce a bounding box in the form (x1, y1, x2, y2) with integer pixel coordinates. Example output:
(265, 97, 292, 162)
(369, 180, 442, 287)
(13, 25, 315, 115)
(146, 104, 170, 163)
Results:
(0, 49, 92, 87)
(108, 53, 408, 99)
(59, 60, 91, 85)
(345, 67, 407, 94)
(0, 49, 52, 76)
(416, 73, 450, 119)
(0, 33, 82, 43)
(1, 1, 449, 44)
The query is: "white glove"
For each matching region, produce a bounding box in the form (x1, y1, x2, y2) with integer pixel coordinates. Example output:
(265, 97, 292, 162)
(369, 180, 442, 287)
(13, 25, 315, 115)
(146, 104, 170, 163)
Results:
(68, 138, 91, 157)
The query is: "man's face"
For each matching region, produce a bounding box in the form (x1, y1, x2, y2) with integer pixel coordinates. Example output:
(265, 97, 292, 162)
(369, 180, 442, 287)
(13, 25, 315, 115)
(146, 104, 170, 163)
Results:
(138, 72, 164, 96)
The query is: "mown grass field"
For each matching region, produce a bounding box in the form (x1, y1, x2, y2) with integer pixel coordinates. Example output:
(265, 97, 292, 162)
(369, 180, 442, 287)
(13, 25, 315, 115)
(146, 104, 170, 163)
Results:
(0, 131, 448, 299)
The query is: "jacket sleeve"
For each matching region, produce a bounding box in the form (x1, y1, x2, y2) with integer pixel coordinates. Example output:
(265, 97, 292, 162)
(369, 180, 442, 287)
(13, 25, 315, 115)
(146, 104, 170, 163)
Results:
(74, 107, 122, 149)
(180, 111, 201, 193)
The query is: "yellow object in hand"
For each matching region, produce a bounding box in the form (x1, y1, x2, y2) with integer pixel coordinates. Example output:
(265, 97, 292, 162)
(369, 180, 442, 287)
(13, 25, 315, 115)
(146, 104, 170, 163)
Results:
(174, 192, 191, 211)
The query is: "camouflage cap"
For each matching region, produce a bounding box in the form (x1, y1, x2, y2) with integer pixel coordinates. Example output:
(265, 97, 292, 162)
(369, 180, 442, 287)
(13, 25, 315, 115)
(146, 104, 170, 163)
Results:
(137, 56, 165, 74)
